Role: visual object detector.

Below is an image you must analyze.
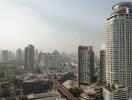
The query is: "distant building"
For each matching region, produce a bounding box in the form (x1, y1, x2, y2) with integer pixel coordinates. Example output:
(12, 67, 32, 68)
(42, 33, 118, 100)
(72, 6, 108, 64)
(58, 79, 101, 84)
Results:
(100, 50, 106, 83)
(103, 85, 128, 100)
(24, 44, 34, 72)
(16, 48, 23, 65)
(0, 52, 1, 62)
(39, 53, 50, 68)
(8, 51, 15, 61)
(78, 46, 94, 86)
(34, 49, 39, 66)
(1, 50, 8, 62)
(50, 51, 60, 70)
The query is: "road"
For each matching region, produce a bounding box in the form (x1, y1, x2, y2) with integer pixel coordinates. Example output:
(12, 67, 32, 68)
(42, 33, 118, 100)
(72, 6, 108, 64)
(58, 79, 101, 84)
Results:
(52, 77, 78, 100)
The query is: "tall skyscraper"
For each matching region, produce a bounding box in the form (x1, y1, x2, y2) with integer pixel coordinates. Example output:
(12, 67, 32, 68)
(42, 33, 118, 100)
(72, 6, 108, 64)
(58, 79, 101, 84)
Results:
(25, 44, 35, 72)
(78, 46, 94, 86)
(16, 48, 23, 65)
(1, 50, 8, 62)
(34, 49, 39, 66)
(106, 2, 132, 97)
(100, 50, 106, 83)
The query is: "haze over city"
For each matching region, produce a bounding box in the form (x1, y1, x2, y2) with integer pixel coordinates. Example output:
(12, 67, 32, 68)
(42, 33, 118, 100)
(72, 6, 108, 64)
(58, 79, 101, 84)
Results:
(1, 0, 132, 100)
(0, 0, 124, 54)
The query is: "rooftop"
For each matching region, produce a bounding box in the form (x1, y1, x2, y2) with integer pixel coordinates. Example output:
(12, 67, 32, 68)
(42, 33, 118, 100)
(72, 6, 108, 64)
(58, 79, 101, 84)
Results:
(112, 2, 132, 14)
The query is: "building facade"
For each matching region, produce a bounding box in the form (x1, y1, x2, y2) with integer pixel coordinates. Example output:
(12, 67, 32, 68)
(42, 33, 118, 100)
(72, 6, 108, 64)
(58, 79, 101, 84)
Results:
(103, 85, 128, 100)
(50, 51, 60, 70)
(39, 53, 50, 68)
(34, 49, 39, 66)
(25, 44, 35, 72)
(78, 46, 94, 86)
(16, 48, 23, 65)
(8, 51, 15, 61)
(1, 50, 8, 62)
(106, 2, 132, 97)
(100, 50, 106, 83)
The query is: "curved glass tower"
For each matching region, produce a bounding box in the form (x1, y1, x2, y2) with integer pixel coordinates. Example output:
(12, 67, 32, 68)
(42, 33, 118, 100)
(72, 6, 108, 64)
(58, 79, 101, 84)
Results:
(106, 2, 132, 94)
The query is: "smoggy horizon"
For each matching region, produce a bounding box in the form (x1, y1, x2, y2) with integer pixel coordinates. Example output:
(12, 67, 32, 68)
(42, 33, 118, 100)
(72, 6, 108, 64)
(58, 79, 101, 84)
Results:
(0, 0, 127, 54)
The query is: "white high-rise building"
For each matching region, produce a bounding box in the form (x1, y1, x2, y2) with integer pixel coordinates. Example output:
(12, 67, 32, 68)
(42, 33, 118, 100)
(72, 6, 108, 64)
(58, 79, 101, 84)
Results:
(39, 52, 50, 68)
(106, 2, 132, 97)
(50, 51, 60, 70)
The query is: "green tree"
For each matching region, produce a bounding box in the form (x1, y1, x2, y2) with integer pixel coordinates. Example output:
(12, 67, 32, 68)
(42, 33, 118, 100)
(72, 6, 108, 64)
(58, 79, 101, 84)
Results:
(69, 86, 83, 97)
(111, 84, 116, 91)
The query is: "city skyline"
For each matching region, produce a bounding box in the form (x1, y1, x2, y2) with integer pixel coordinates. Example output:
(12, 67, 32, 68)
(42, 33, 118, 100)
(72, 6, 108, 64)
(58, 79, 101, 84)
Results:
(0, 0, 128, 54)
(0, 1, 132, 99)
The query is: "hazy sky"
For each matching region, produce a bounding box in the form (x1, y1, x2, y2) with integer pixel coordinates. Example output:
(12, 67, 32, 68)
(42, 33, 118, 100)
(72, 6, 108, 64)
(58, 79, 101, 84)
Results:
(0, 0, 129, 54)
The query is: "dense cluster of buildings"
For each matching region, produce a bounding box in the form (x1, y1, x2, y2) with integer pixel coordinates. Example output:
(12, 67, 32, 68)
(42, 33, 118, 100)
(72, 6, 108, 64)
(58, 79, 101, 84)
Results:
(0, 44, 77, 74)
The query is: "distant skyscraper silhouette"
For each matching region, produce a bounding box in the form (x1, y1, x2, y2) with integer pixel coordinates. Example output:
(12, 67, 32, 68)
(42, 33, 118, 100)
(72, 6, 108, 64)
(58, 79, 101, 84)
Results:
(25, 44, 35, 72)
(1, 50, 8, 62)
(8, 51, 15, 61)
(39, 52, 50, 68)
(50, 51, 60, 70)
(16, 48, 23, 65)
(34, 49, 39, 66)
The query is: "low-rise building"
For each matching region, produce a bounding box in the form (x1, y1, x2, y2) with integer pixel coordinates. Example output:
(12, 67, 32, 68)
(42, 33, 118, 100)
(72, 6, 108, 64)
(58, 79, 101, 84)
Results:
(103, 84, 128, 100)
(23, 78, 53, 95)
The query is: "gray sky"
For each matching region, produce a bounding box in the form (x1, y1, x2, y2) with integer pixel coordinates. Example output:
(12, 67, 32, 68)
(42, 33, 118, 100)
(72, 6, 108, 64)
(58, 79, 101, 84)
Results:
(0, 0, 128, 54)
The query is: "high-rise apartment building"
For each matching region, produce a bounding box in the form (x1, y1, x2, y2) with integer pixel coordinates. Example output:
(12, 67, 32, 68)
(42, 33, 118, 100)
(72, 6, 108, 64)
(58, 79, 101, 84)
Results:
(16, 48, 23, 65)
(39, 52, 50, 68)
(25, 44, 35, 72)
(8, 51, 15, 61)
(100, 50, 106, 83)
(50, 51, 60, 70)
(106, 2, 132, 97)
(1, 50, 8, 62)
(34, 49, 39, 66)
(78, 46, 94, 86)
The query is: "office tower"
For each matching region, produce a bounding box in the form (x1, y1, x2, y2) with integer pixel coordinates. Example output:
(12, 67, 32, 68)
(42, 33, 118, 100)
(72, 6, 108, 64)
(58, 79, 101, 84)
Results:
(39, 52, 45, 67)
(103, 84, 128, 100)
(16, 48, 23, 65)
(1, 50, 8, 62)
(50, 51, 60, 70)
(34, 49, 39, 66)
(25, 44, 35, 72)
(8, 51, 16, 61)
(100, 50, 106, 83)
(78, 46, 94, 86)
(106, 2, 132, 97)
(0, 51, 2, 62)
